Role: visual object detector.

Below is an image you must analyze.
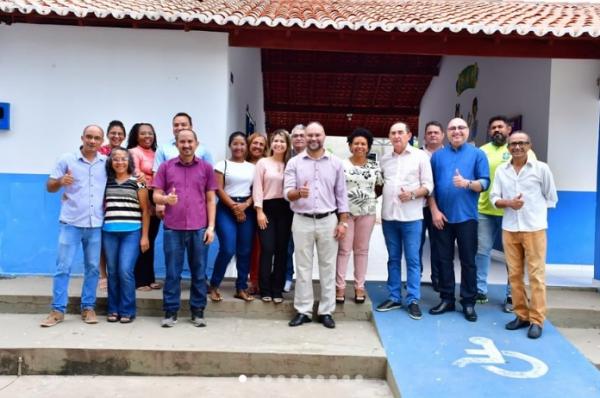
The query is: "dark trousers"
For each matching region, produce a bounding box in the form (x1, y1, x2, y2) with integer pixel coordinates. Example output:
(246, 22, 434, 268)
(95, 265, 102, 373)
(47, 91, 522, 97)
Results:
(432, 219, 478, 306)
(258, 199, 293, 299)
(134, 214, 161, 287)
(419, 206, 440, 285)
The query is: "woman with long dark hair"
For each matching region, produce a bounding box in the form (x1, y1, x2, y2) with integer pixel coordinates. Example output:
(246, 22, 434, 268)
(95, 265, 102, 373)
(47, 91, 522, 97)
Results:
(127, 123, 161, 291)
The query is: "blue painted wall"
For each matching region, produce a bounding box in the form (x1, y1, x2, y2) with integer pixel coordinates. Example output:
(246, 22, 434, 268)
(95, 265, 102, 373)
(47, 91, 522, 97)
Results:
(0, 173, 594, 275)
(0, 173, 218, 276)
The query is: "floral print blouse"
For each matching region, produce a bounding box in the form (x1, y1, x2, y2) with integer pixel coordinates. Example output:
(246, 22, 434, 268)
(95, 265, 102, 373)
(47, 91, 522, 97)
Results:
(342, 158, 383, 216)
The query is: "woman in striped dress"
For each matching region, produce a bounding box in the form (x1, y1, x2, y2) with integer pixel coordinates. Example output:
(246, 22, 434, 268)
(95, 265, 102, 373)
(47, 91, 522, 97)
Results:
(102, 147, 150, 323)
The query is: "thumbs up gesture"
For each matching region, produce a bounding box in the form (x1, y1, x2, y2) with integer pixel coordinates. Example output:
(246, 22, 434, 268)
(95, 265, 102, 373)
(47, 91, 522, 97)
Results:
(61, 168, 74, 186)
(453, 168, 468, 189)
(511, 193, 524, 210)
(398, 187, 412, 202)
(298, 181, 310, 199)
(165, 186, 178, 206)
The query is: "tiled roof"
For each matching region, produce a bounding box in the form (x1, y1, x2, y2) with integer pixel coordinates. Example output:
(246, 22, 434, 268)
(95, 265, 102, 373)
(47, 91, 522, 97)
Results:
(1, 0, 599, 38)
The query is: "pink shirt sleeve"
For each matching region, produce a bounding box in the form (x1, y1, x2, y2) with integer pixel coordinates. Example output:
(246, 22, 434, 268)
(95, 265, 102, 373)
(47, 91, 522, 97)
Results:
(253, 159, 266, 208)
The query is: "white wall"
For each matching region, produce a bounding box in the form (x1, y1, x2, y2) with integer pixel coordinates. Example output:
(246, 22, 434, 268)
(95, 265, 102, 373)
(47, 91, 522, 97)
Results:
(0, 24, 230, 173)
(419, 56, 551, 161)
(226, 46, 265, 157)
(547, 59, 600, 191)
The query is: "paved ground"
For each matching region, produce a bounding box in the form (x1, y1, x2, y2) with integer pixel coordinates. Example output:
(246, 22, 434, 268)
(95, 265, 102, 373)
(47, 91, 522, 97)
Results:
(367, 282, 600, 398)
(0, 376, 393, 398)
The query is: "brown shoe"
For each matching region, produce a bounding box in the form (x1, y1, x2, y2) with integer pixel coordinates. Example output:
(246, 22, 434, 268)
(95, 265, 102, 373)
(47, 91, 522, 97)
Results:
(209, 286, 223, 302)
(355, 288, 366, 304)
(81, 309, 98, 324)
(234, 290, 255, 302)
(40, 310, 64, 327)
(336, 288, 345, 304)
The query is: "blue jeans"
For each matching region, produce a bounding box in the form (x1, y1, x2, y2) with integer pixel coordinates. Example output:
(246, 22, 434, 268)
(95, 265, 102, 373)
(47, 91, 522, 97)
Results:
(475, 213, 511, 296)
(52, 223, 101, 313)
(103, 229, 141, 317)
(163, 228, 208, 313)
(210, 201, 256, 290)
(286, 237, 295, 282)
(382, 220, 423, 305)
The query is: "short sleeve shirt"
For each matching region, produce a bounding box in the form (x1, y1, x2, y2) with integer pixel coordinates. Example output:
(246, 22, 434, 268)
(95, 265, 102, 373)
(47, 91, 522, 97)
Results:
(342, 158, 382, 216)
(214, 160, 255, 197)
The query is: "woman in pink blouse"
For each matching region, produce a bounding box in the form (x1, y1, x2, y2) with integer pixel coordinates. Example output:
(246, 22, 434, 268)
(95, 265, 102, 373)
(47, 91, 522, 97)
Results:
(127, 123, 161, 291)
(253, 129, 292, 303)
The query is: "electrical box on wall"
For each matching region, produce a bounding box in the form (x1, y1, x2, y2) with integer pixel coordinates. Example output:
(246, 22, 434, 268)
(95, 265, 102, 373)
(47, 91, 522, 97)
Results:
(0, 103, 10, 130)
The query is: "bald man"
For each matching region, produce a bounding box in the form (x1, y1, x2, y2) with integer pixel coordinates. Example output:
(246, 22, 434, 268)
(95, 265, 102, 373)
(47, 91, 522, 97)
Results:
(41, 125, 108, 327)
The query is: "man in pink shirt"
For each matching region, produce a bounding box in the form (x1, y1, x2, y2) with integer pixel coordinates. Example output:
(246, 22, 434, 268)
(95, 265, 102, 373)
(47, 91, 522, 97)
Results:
(284, 122, 349, 329)
(153, 130, 217, 328)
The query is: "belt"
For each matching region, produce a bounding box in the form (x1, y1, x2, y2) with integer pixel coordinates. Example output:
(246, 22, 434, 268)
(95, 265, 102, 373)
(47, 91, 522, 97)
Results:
(298, 211, 334, 220)
(230, 196, 250, 203)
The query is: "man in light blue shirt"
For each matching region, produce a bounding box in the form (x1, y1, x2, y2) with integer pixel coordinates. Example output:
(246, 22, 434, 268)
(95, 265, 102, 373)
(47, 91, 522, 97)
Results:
(41, 125, 108, 327)
(428, 118, 490, 322)
(152, 112, 213, 173)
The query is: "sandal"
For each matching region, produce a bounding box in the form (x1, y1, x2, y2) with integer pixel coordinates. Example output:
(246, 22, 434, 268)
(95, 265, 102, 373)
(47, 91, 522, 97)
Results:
(149, 282, 162, 290)
(209, 286, 223, 302)
(120, 316, 133, 324)
(234, 290, 255, 302)
(107, 313, 119, 323)
(336, 288, 345, 304)
(261, 296, 272, 302)
(355, 288, 366, 304)
(137, 286, 152, 292)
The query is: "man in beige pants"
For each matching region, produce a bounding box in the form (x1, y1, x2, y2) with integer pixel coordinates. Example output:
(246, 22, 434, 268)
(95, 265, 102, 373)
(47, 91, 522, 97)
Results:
(284, 122, 349, 329)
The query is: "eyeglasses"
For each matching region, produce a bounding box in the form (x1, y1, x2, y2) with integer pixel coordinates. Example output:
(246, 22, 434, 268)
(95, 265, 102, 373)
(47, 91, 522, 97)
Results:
(509, 141, 530, 148)
(448, 126, 468, 131)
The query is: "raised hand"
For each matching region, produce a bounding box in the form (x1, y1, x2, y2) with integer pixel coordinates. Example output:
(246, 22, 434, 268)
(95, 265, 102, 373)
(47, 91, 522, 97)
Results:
(453, 168, 467, 189)
(511, 193, 525, 210)
(61, 168, 74, 186)
(298, 181, 310, 198)
(398, 187, 412, 202)
(165, 187, 178, 206)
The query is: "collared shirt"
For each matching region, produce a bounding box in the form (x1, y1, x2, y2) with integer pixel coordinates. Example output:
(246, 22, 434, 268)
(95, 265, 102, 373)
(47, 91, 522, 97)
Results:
(431, 143, 490, 223)
(152, 138, 214, 172)
(478, 142, 538, 216)
(49, 151, 107, 228)
(284, 150, 349, 214)
(342, 158, 382, 216)
(380, 146, 434, 222)
(421, 145, 443, 158)
(153, 156, 217, 230)
(490, 158, 557, 232)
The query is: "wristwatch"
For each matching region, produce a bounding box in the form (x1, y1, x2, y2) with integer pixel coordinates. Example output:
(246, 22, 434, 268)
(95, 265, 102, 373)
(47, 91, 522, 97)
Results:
(410, 191, 416, 200)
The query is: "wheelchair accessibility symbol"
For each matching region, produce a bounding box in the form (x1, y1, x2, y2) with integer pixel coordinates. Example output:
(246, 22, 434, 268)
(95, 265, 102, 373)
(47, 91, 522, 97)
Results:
(453, 337, 548, 379)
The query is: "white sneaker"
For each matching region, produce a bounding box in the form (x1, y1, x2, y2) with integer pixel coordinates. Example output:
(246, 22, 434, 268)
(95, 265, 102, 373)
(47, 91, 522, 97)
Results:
(283, 280, 293, 293)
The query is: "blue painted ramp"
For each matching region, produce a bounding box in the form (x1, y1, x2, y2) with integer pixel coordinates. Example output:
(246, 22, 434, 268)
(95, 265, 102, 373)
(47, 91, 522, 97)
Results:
(366, 282, 600, 398)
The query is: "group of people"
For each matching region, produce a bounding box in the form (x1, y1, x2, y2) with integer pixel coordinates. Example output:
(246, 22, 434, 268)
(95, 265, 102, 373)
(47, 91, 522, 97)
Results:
(40, 112, 557, 339)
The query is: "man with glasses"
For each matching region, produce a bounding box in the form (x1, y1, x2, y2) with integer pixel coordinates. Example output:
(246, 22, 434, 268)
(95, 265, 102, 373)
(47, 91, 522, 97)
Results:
(490, 132, 557, 339)
(428, 118, 489, 322)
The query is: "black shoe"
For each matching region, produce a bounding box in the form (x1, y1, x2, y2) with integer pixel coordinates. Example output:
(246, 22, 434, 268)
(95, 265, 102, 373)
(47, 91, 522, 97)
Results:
(429, 301, 455, 315)
(318, 314, 336, 329)
(161, 312, 178, 328)
(407, 302, 422, 320)
(475, 293, 489, 304)
(463, 306, 478, 322)
(289, 313, 312, 327)
(505, 317, 530, 330)
(503, 296, 514, 313)
(376, 299, 402, 312)
(527, 324, 543, 339)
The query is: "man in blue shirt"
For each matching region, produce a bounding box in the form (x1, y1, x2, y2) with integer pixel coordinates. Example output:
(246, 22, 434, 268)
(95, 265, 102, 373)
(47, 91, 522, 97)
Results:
(428, 118, 490, 322)
(41, 125, 108, 327)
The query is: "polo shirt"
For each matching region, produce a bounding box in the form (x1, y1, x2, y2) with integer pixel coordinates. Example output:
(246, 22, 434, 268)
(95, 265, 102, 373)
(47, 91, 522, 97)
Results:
(431, 143, 490, 223)
(49, 151, 107, 228)
(153, 156, 217, 230)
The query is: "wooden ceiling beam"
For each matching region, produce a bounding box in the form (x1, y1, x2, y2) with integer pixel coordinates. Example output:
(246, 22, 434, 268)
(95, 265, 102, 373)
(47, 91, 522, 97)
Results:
(261, 63, 440, 76)
(264, 103, 420, 116)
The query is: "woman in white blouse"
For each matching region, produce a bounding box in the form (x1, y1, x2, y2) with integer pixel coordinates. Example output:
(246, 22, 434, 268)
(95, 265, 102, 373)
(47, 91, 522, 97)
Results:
(336, 128, 383, 304)
(209, 132, 256, 302)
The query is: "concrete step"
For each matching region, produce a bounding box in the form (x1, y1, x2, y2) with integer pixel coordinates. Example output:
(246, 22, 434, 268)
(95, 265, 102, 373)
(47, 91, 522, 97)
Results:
(547, 287, 600, 328)
(0, 375, 394, 398)
(0, 314, 387, 379)
(0, 277, 372, 321)
(557, 327, 600, 368)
